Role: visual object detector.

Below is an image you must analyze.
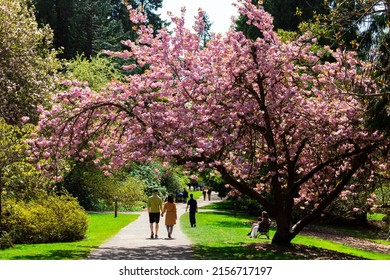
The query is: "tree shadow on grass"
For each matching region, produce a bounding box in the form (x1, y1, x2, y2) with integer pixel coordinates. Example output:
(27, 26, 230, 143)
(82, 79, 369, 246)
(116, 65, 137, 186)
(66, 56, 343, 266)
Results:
(192, 243, 297, 260)
(192, 243, 366, 260)
(8, 246, 97, 260)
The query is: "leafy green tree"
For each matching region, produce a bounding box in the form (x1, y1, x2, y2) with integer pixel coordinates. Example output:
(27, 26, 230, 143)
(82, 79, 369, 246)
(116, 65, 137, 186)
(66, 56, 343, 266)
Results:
(160, 166, 188, 195)
(61, 161, 147, 213)
(127, 162, 164, 195)
(0, 0, 59, 125)
(0, 119, 52, 231)
(65, 53, 123, 91)
(198, 169, 230, 199)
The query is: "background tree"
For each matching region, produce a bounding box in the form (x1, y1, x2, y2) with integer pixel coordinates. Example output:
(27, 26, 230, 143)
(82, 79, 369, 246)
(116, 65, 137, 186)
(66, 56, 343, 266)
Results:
(33, 0, 163, 59)
(326, 0, 390, 135)
(30, 0, 389, 245)
(195, 9, 213, 48)
(64, 53, 123, 91)
(0, 0, 59, 125)
(263, 0, 328, 31)
(236, 0, 328, 38)
(60, 161, 146, 215)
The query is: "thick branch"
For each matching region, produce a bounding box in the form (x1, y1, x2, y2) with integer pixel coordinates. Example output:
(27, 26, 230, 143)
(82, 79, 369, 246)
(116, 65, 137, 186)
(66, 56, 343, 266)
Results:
(215, 164, 275, 214)
(291, 145, 373, 234)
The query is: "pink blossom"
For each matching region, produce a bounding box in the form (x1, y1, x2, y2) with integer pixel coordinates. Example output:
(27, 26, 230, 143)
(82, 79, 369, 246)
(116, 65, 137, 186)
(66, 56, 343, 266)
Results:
(21, 116, 30, 123)
(28, 0, 386, 220)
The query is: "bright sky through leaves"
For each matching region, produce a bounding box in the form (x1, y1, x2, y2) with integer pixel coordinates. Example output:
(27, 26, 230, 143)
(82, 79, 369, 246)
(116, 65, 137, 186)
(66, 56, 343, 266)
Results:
(158, 0, 238, 34)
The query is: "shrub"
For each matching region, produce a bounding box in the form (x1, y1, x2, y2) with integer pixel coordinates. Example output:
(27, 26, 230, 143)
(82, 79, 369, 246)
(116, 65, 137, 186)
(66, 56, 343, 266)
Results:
(2, 195, 88, 244)
(234, 196, 264, 215)
(0, 231, 13, 249)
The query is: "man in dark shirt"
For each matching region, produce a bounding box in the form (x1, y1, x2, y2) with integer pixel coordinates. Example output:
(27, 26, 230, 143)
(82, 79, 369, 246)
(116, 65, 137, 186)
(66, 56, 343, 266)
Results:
(185, 194, 198, 227)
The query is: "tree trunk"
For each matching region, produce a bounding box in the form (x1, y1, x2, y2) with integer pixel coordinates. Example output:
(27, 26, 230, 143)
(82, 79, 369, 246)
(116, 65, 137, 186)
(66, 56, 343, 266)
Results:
(114, 200, 118, 218)
(272, 229, 295, 246)
(271, 215, 296, 246)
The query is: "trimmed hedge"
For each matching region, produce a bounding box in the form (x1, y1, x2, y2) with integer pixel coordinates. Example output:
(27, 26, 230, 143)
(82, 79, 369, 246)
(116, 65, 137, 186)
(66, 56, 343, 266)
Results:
(2, 195, 88, 244)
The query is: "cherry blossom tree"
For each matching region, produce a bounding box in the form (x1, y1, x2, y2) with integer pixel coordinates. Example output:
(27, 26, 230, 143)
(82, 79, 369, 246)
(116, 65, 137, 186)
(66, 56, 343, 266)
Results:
(29, 0, 389, 245)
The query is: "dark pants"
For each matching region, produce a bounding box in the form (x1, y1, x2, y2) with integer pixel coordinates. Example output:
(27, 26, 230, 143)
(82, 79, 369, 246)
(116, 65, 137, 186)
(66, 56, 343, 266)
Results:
(189, 211, 196, 227)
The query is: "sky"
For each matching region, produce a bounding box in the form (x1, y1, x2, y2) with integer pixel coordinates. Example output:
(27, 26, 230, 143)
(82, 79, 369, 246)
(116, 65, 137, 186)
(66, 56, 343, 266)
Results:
(157, 0, 239, 34)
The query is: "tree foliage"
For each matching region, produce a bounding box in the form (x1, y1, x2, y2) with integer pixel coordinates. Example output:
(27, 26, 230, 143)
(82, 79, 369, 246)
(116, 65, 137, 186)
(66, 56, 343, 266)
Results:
(61, 161, 147, 211)
(92, 163, 147, 210)
(65, 53, 123, 91)
(236, 0, 328, 39)
(29, 0, 389, 245)
(300, 1, 390, 135)
(0, 118, 54, 231)
(263, 0, 328, 31)
(33, 0, 163, 59)
(0, 0, 59, 125)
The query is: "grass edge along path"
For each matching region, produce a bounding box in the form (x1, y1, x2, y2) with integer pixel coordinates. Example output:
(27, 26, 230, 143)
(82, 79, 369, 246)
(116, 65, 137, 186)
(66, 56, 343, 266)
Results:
(180, 210, 390, 260)
(0, 213, 138, 260)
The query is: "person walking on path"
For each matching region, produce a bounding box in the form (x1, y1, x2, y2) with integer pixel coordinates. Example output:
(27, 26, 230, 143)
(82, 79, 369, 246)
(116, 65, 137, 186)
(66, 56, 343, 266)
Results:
(161, 194, 177, 238)
(207, 189, 212, 200)
(147, 188, 162, 239)
(87, 191, 219, 260)
(186, 194, 198, 227)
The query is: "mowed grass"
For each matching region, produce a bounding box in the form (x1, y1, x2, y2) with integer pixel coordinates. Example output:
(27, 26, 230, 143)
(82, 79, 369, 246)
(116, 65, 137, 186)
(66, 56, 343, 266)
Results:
(0, 213, 138, 260)
(180, 210, 390, 260)
(368, 213, 386, 221)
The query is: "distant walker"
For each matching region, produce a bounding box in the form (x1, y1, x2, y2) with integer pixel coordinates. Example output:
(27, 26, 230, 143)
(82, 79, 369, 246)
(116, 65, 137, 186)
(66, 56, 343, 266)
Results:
(186, 194, 198, 227)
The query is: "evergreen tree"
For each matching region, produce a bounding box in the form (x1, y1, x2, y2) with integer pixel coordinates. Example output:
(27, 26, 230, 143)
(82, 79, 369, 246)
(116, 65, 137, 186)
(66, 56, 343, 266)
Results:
(325, 1, 389, 134)
(33, 0, 164, 59)
(236, 0, 328, 38)
(201, 12, 213, 48)
(264, 0, 328, 31)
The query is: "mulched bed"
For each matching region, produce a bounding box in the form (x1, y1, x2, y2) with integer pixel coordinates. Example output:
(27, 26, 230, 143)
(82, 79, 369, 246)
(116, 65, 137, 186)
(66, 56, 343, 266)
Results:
(301, 225, 390, 255)
(247, 243, 365, 260)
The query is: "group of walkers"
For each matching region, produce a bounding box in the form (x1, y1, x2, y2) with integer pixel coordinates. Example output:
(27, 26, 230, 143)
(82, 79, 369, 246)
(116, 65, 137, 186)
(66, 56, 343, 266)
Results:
(147, 188, 269, 240)
(202, 188, 212, 201)
(147, 188, 200, 239)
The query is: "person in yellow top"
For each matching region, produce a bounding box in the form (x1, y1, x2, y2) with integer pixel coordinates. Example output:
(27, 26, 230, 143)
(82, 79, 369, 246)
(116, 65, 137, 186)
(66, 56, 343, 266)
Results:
(161, 194, 177, 239)
(147, 189, 163, 239)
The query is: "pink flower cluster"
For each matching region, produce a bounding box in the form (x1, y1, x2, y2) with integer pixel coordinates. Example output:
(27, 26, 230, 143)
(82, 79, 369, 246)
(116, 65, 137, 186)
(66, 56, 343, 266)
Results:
(28, 0, 387, 205)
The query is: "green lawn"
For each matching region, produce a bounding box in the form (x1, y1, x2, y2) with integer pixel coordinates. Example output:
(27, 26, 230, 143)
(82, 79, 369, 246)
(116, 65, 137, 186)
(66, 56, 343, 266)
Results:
(368, 213, 386, 221)
(1, 205, 388, 260)
(0, 213, 138, 260)
(181, 210, 390, 260)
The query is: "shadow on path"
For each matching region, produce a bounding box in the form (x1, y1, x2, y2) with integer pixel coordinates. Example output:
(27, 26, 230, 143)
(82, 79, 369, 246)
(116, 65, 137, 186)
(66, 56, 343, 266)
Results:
(88, 244, 193, 260)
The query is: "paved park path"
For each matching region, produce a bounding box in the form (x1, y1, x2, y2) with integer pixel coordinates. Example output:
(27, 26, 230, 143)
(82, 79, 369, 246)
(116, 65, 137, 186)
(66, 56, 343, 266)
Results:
(87, 192, 219, 260)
